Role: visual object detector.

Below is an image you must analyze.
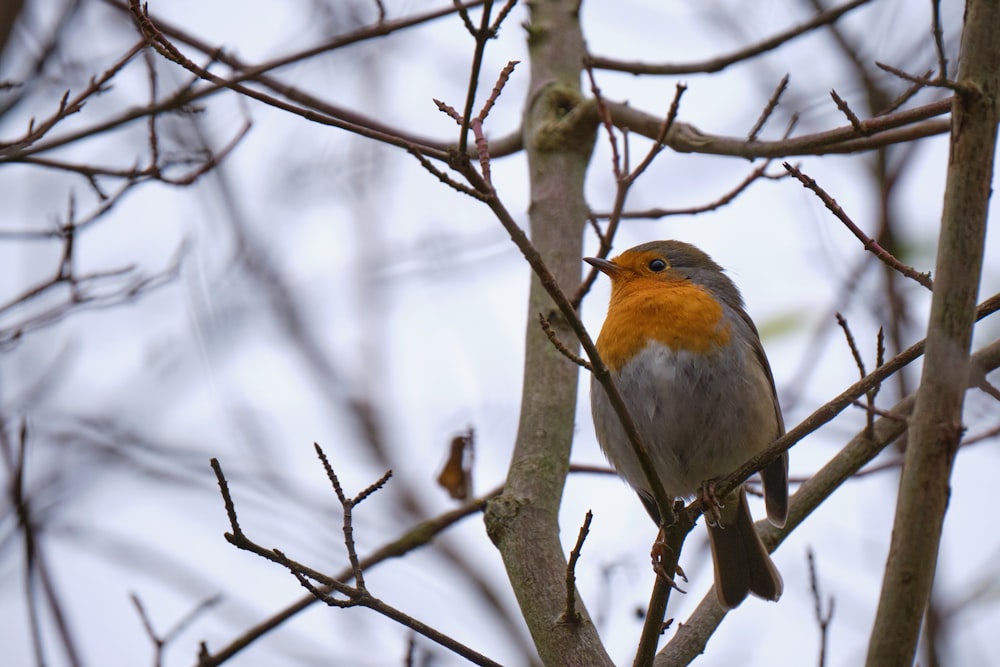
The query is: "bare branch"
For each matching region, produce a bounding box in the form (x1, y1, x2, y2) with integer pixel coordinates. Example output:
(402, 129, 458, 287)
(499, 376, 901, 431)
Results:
(807, 548, 835, 667)
(588, 0, 874, 75)
(0, 41, 145, 156)
(876, 61, 966, 93)
(538, 313, 591, 370)
(562, 510, 593, 624)
(595, 160, 786, 220)
(201, 487, 498, 666)
(748, 74, 790, 141)
(931, 0, 949, 80)
(601, 96, 952, 159)
(830, 89, 867, 136)
(783, 162, 934, 290)
(877, 69, 936, 115)
(209, 456, 501, 667)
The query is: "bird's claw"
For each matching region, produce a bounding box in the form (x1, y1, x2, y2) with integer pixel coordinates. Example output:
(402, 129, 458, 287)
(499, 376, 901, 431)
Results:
(650, 532, 687, 594)
(697, 480, 724, 527)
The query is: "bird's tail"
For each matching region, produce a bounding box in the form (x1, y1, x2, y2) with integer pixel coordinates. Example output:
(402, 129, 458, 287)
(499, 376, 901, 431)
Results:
(707, 486, 783, 609)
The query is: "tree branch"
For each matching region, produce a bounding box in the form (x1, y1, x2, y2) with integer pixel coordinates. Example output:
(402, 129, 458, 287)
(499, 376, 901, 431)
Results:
(867, 1, 1000, 662)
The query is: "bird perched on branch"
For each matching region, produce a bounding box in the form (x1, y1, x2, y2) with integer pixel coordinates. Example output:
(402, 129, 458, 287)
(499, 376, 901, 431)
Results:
(587, 240, 787, 609)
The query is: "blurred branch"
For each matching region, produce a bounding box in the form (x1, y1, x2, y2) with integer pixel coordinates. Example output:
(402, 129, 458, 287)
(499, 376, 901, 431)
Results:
(0, 0, 25, 73)
(13, 119, 250, 185)
(807, 548, 835, 667)
(0, 40, 146, 156)
(0, 0, 80, 117)
(100, 0, 501, 160)
(0, 419, 84, 667)
(0, 234, 188, 351)
(588, 0, 874, 75)
(748, 74, 791, 141)
(5, 2, 493, 166)
(591, 160, 787, 220)
(101, 0, 488, 160)
(132, 592, 222, 667)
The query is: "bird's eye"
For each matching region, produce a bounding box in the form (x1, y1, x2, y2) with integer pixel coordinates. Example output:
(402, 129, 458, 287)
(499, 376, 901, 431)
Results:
(648, 258, 667, 272)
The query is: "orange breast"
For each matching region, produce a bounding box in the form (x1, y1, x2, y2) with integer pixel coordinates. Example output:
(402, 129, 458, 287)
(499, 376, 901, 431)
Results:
(596, 280, 731, 371)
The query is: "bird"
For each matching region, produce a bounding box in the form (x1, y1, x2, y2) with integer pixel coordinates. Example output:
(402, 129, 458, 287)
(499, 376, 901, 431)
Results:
(586, 240, 788, 610)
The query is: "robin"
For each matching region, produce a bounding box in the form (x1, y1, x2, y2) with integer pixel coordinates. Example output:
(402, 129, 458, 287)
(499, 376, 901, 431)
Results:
(586, 240, 788, 609)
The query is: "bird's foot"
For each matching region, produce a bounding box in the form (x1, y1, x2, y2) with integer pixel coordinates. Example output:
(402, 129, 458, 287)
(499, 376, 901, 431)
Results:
(697, 480, 724, 527)
(650, 530, 687, 593)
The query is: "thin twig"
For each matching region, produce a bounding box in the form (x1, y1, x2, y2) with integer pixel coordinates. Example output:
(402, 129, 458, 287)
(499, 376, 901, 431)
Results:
(456, 0, 496, 156)
(598, 160, 784, 220)
(489, 0, 518, 32)
(783, 162, 933, 290)
(877, 69, 935, 116)
(835, 314, 877, 437)
(210, 456, 501, 667)
(131, 592, 222, 667)
(807, 548, 835, 667)
(477, 61, 519, 122)
(585, 65, 623, 180)
(539, 313, 591, 370)
(849, 400, 908, 422)
(210, 458, 243, 539)
(408, 147, 489, 201)
(201, 486, 498, 666)
(748, 74, 790, 141)
(931, 0, 949, 81)
(835, 313, 867, 377)
(0, 41, 146, 155)
(623, 83, 686, 185)
(314, 443, 391, 589)
(830, 89, 867, 136)
(562, 510, 593, 623)
(876, 61, 966, 93)
(588, 0, 874, 75)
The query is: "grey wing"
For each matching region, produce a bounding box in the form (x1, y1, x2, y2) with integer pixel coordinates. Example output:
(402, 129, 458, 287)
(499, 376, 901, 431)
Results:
(736, 306, 789, 528)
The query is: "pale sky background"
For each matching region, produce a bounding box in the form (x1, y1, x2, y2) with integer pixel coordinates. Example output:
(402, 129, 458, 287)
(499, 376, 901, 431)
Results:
(2, 1, 999, 665)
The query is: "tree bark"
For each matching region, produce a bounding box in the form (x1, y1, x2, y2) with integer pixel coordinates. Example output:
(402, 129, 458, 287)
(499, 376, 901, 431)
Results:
(866, 1, 1000, 664)
(484, 1, 608, 665)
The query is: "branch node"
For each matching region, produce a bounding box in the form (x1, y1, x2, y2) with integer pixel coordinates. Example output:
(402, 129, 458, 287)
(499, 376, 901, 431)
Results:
(561, 510, 593, 624)
(830, 89, 867, 136)
(538, 312, 591, 370)
(748, 73, 790, 141)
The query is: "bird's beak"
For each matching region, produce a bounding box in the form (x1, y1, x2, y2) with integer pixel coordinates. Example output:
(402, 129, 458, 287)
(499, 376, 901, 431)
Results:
(584, 257, 621, 276)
